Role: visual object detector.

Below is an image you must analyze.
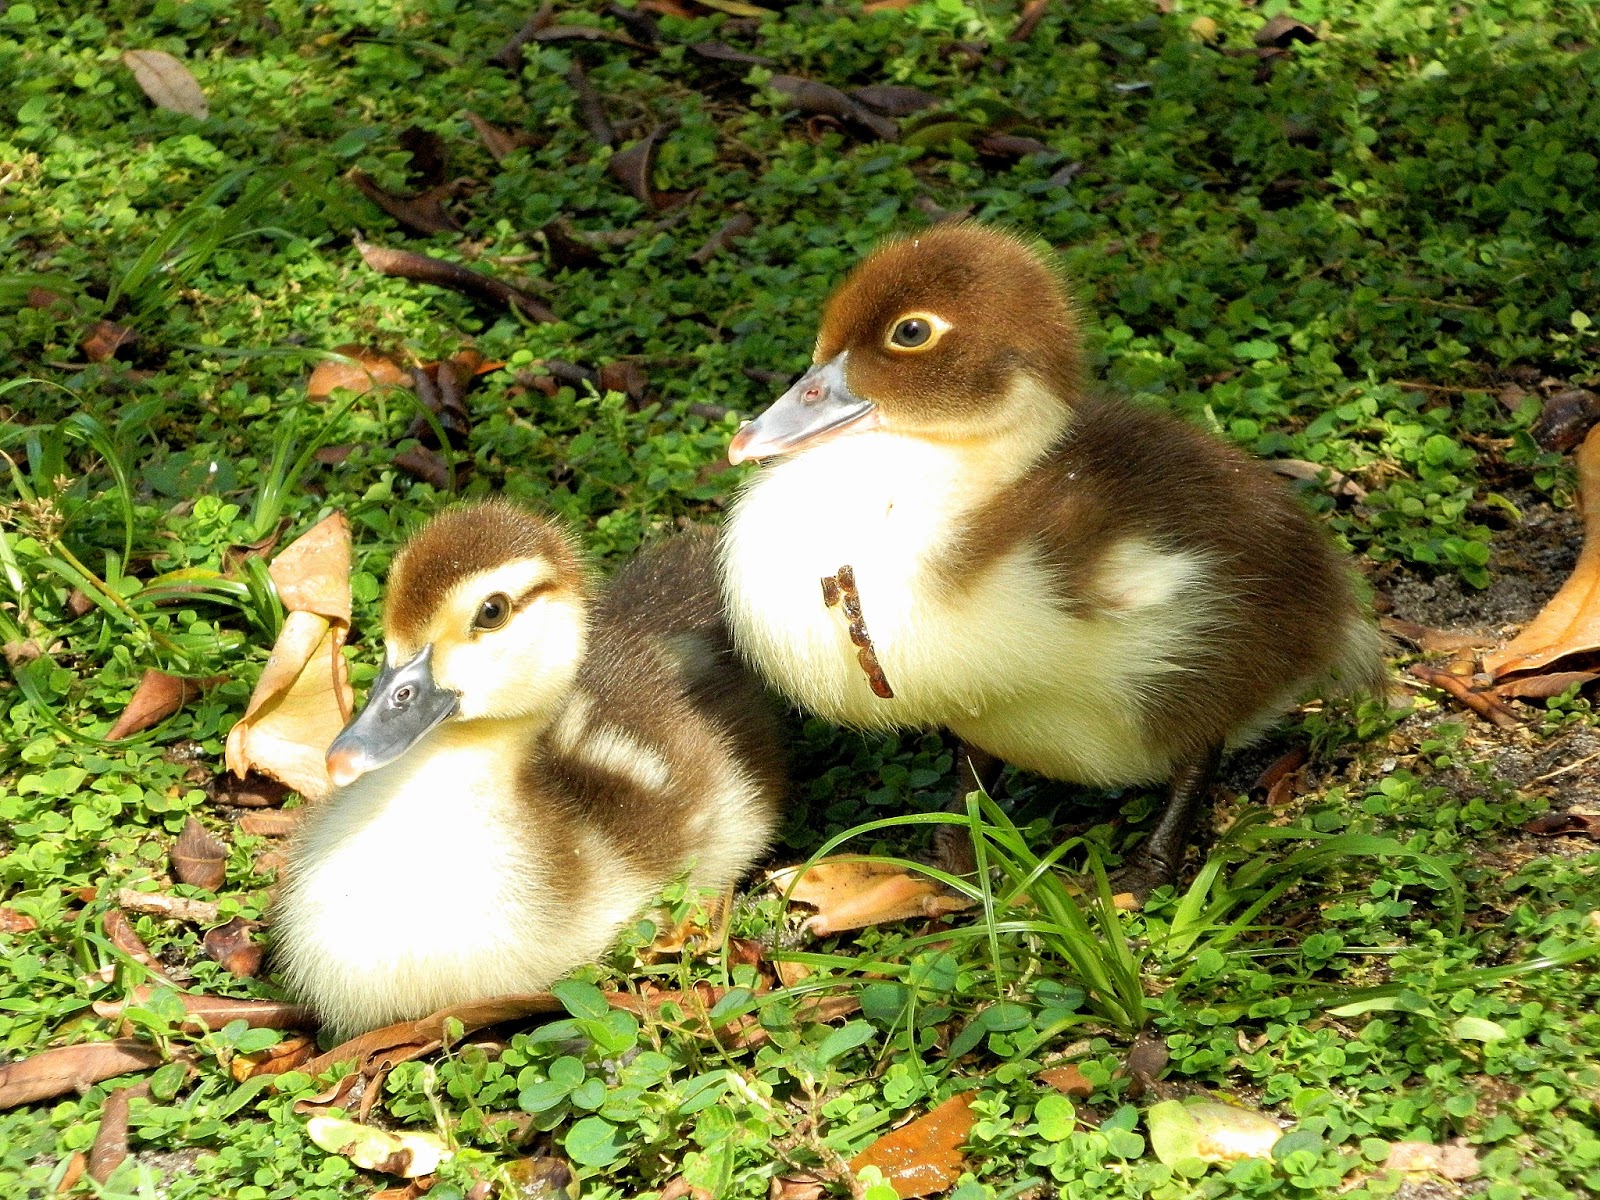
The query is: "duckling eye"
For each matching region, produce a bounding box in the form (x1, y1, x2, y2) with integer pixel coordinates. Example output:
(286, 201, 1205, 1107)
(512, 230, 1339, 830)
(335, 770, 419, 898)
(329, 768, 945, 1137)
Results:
(474, 593, 512, 631)
(887, 314, 945, 351)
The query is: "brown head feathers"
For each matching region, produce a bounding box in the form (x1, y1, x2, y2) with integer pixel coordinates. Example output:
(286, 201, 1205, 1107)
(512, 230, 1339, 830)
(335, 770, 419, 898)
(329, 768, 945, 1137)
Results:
(819, 223, 1084, 426)
(384, 500, 589, 651)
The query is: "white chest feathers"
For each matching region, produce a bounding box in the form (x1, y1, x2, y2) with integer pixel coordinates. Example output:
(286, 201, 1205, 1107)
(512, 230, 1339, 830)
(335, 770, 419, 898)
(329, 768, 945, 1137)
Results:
(718, 431, 1218, 786)
(273, 730, 644, 1034)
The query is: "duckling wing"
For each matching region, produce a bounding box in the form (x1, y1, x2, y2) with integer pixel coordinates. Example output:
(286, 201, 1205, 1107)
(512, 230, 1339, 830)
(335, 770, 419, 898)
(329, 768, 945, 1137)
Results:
(947, 395, 1382, 757)
(542, 527, 785, 890)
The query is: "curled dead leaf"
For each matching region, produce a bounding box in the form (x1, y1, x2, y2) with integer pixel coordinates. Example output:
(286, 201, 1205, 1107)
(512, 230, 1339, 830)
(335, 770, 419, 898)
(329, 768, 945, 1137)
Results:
(308, 346, 413, 400)
(0, 907, 37, 934)
(1486, 424, 1600, 680)
(172, 817, 228, 891)
(237, 809, 301, 837)
(609, 126, 693, 211)
(93, 985, 316, 1034)
(88, 1082, 150, 1184)
(203, 917, 265, 978)
(464, 111, 532, 162)
(768, 76, 897, 141)
(769, 859, 975, 935)
(1038, 1064, 1094, 1097)
(225, 513, 354, 802)
(81, 320, 137, 364)
(349, 170, 463, 236)
(0, 1039, 170, 1110)
(106, 669, 223, 740)
(231, 1033, 317, 1081)
(102, 909, 172, 982)
(356, 239, 558, 323)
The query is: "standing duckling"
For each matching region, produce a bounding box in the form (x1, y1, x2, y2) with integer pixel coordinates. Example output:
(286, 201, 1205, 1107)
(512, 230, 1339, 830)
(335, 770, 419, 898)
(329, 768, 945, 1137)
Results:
(718, 224, 1383, 899)
(273, 502, 784, 1035)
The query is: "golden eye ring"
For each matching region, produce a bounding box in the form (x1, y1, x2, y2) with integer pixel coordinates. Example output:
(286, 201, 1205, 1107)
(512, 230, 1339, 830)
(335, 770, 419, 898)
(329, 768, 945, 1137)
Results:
(473, 592, 513, 631)
(886, 312, 949, 353)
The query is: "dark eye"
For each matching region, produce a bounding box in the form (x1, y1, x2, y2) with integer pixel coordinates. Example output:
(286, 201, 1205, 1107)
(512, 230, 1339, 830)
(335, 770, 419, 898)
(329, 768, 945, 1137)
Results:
(890, 317, 932, 348)
(474, 593, 512, 631)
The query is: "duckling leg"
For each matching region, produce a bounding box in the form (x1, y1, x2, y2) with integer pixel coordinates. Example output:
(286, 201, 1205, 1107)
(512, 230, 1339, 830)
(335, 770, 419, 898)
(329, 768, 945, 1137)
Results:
(1110, 744, 1223, 903)
(931, 743, 1004, 879)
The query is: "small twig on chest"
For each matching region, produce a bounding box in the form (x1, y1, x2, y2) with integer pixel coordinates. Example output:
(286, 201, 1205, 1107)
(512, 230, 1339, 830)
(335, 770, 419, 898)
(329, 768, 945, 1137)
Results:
(821, 564, 895, 700)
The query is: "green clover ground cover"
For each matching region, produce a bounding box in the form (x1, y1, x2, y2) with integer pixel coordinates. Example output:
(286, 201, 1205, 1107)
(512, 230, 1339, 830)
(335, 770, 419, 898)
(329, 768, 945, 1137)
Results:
(3, 0, 1600, 1196)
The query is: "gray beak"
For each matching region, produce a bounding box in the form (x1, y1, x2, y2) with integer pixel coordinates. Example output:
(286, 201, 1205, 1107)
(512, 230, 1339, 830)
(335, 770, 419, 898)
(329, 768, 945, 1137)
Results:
(727, 353, 878, 465)
(325, 644, 460, 788)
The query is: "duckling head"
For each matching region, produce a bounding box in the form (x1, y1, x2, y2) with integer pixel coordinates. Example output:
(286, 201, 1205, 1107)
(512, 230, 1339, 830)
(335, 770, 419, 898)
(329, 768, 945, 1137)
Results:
(325, 501, 590, 787)
(728, 223, 1083, 464)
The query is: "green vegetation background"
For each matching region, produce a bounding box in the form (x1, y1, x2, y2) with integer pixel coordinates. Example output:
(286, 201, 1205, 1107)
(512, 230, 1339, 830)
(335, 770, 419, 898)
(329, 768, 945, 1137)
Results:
(2, 0, 1599, 1197)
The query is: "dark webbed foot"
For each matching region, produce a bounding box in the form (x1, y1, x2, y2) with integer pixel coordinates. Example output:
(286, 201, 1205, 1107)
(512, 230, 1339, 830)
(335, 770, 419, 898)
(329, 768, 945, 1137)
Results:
(1108, 745, 1223, 905)
(930, 742, 1004, 880)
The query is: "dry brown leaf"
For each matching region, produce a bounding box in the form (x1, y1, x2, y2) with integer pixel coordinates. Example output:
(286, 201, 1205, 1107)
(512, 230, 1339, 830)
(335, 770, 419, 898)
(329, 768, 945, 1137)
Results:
(1531, 388, 1600, 452)
(0, 1039, 168, 1110)
(689, 213, 755, 266)
(1523, 812, 1600, 840)
(768, 76, 897, 141)
(1038, 1064, 1094, 1097)
(237, 809, 301, 836)
(464, 111, 532, 162)
(203, 917, 264, 978)
(1486, 425, 1600, 679)
(770, 860, 975, 935)
(102, 910, 172, 982)
(88, 1082, 150, 1184)
(172, 816, 228, 891)
(609, 126, 693, 210)
(122, 50, 209, 119)
(268, 511, 352, 622)
(296, 994, 568, 1082)
(1255, 14, 1318, 46)
(1378, 616, 1487, 654)
(771, 1173, 826, 1200)
(116, 887, 220, 926)
(849, 1092, 977, 1198)
(393, 445, 453, 489)
(209, 769, 291, 809)
(93, 985, 316, 1034)
(1494, 670, 1600, 699)
(349, 170, 463, 236)
(1386, 1139, 1481, 1180)
(0, 907, 37, 934)
(356, 239, 558, 323)
(225, 513, 354, 801)
(107, 669, 222, 740)
(55, 1151, 86, 1194)
(81, 320, 138, 363)
(231, 1033, 318, 1081)
(308, 347, 412, 399)
(1268, 457, 1368, 500)
(1009, 0, 1052, 41)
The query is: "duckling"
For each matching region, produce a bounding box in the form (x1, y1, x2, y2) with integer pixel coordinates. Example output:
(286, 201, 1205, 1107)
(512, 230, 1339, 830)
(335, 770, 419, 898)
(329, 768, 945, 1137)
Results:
(718, 223, 1383, 900)
(273, 501, 785, 1035)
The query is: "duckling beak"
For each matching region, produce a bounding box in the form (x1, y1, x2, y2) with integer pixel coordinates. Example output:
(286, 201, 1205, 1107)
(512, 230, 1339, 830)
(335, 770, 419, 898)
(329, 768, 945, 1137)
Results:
(727, 353, 879, 464)
(325, 644, 460, 788)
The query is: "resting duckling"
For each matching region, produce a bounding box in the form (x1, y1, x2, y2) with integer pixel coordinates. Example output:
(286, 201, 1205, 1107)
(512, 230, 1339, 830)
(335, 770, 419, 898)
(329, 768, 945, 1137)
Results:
(273, 501, 784, 1034)
(719, 223, 1383, 899)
